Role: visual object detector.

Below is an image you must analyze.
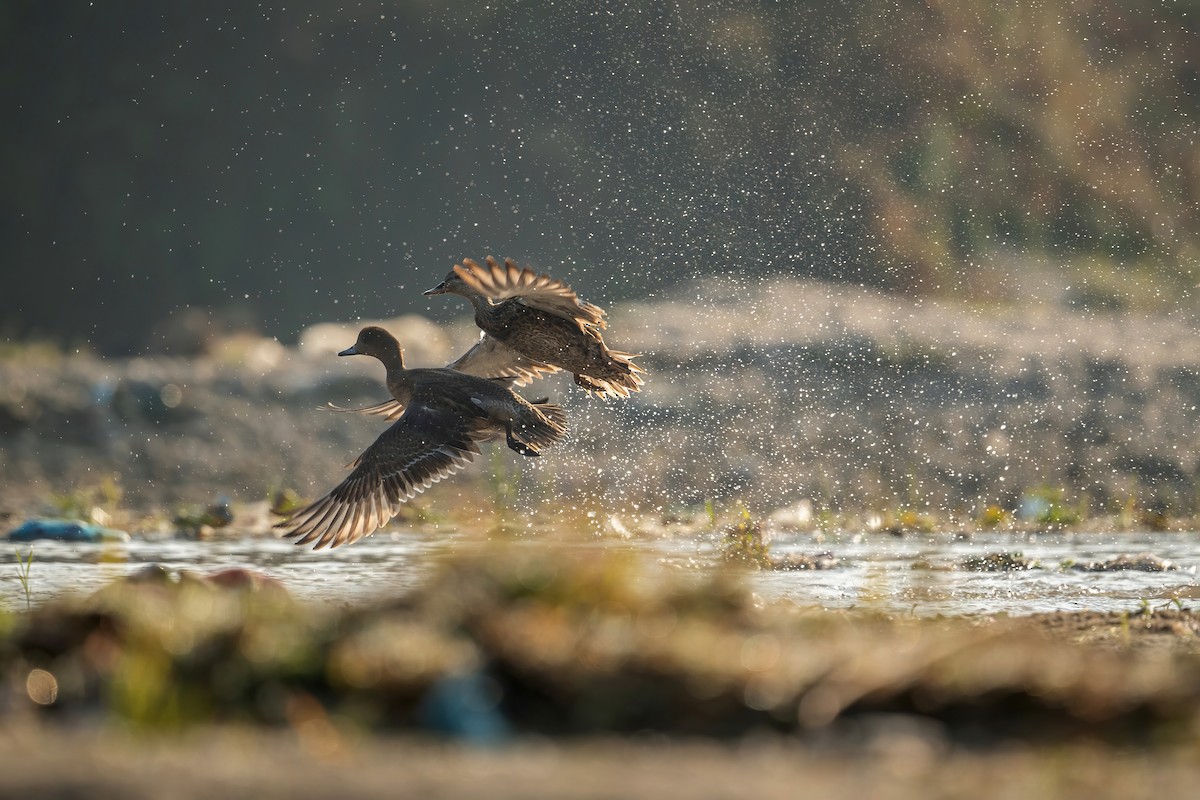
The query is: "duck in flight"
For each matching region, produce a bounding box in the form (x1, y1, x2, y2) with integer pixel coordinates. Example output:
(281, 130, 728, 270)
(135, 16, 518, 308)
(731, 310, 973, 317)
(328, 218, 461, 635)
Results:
(276, 325, 567, 549)
(424, 256, 645, 399)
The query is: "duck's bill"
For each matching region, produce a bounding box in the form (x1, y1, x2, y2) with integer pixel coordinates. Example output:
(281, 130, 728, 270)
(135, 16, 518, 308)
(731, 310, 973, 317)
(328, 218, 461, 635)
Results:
(338, 345, 360, 356)
(423, 282, 449, 296)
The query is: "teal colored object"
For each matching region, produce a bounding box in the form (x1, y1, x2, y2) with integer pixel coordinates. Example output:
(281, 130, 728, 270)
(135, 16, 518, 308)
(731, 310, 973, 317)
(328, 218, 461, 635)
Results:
(417, 671, 511, 745)
(8, 518, 130, 543)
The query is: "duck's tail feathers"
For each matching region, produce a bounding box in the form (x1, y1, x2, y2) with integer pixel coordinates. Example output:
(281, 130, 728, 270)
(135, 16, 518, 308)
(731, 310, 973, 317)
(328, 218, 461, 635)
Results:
(515, 400, 568, 451)
(574, 351, 646, 399)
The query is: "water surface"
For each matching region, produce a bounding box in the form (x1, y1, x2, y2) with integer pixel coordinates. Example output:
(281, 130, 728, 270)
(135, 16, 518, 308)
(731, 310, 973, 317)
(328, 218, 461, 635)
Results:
(2, 529, 1197, 616)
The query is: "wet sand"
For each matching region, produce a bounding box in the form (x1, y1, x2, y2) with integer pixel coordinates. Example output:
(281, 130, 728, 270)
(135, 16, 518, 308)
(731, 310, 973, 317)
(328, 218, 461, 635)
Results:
(3, 723, 1200, 800)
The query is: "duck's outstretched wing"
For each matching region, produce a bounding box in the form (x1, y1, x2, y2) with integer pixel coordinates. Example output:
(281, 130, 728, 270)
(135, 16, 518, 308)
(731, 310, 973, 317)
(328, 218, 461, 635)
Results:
(448, 332, 562, 387)
(276, 402, 486, 550)
(321, 399, 405, 420)
(454, 256, 608, 330)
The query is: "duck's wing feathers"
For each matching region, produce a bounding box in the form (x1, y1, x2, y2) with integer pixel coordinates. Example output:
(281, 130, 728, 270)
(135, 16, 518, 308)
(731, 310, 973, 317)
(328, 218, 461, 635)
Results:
(276, 402, 485, 550)
(447, 332, 562, 387)
(321, 399, 406, 421)
(454, 256, 608, 330)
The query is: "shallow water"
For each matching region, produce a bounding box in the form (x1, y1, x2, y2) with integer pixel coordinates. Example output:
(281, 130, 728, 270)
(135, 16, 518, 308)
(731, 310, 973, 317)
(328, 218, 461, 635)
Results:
(754, 530, 1200, 615)
(1, 529, 1197, 616)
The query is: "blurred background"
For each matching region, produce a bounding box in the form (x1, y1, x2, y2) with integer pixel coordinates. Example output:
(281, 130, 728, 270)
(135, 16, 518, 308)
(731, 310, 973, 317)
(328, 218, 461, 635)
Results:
(5, 1, 1197, 353)
(4, 1, 1200, 525)
(8, 5, 1200, 776)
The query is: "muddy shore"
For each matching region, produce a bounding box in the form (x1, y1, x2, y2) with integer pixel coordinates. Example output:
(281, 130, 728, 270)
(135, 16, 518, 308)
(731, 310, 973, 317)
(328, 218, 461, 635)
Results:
(4, 279, 1200, 530)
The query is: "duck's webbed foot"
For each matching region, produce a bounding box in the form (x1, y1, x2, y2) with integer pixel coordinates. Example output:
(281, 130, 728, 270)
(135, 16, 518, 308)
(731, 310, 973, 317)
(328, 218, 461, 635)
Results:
(505, 427, 540, 457)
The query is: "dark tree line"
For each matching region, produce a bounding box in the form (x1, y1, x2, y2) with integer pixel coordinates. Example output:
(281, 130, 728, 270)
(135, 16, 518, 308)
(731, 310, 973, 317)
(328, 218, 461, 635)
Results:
(4, 1, 1195, 353)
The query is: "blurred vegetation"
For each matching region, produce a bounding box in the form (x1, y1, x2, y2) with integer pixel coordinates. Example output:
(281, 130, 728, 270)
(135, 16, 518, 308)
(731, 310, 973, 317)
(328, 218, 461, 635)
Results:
(4, 1, 1196, 353)
(720, 504, 771, 568)
(853, 1, 1200, 296)
(5, 547, 1200, 742)
(48, 475, 124, 525)
(13, 547, 33, 610)
(1021, 485, 1085, 529)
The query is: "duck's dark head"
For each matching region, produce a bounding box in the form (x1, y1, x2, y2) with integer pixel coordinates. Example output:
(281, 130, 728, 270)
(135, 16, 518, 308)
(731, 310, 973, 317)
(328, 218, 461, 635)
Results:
(423, 263, 478, 298)
(340, 326, 404, 365)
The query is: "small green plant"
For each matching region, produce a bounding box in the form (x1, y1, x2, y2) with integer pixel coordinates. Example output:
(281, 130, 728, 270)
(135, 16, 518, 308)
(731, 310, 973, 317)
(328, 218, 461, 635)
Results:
(1021, 486, 1082, 528)
(875, 507, 937, 535)
(721, 502, 771, 569)
(977, 504, 1008, 529)
(269, 486, 303, 516)
(1157, 595, 1186, 612)
(487, 448, 519, 534)
(14, 547, 33, 610)
(49, 475, 124, 523)
(488, 449, 517, 506)
(896, 508, 937, 533)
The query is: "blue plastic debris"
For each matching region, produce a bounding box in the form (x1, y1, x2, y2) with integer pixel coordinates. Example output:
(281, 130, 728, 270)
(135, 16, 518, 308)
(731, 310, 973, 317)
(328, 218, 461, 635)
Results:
(1018, 495, 1051, 521)
(7, 518, 130, 543)
(417, 671, 511, 745)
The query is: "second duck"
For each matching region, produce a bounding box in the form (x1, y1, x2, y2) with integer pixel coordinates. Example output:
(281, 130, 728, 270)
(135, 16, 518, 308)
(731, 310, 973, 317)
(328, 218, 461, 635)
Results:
(425, 256, 645, 399)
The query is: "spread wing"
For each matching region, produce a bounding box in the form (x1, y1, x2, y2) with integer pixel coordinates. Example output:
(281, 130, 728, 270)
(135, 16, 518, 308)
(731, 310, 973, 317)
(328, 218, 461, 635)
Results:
(448, 332, 562, 387)
(322, 399, 405, 421)
(454, 256, 608, 330)
(276, 402, 486, 550)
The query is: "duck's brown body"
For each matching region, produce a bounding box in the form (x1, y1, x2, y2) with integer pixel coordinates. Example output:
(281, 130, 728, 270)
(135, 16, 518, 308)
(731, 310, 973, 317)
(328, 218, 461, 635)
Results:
(277, 326, 566, 550)
(426, 257, 644, 399)
(470, 294, 641, 397)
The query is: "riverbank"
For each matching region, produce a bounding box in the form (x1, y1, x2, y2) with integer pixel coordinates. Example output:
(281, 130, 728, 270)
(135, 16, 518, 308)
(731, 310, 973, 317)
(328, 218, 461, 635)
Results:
(3, 546, 1200, 798)
(4, 278, 1200, 534)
